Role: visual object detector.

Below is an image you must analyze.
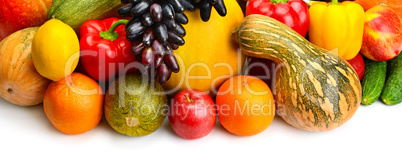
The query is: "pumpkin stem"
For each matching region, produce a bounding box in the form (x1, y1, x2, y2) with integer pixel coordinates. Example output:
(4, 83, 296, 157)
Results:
(184, 94, 194, 103)
(331, 0, 338, 5)
(270, 0, 288, 4)
(100, 19, 129, 41)
(231, 27, 239, 42)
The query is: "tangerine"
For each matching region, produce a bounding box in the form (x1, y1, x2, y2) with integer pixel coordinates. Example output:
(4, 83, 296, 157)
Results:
(216, 75, 275, 136)
(43, 73, 104, 135)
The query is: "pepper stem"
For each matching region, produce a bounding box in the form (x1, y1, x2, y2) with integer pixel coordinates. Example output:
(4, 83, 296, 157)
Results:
(270, 0, 288, 4)
(184, 94, 194, 103)
(332, 0, 338, 5)
(100, 19, 129, 41)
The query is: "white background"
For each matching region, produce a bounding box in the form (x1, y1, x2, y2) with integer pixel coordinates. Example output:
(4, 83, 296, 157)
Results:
(0, 97, 400, 162)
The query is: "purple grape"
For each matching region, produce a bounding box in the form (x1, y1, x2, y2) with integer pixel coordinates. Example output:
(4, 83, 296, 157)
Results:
(154, 55, 164, 68)
(162, 3, 175, 20)
(132, 41, 145, 55)
(168, 42, 179, 50)
(163, 54, 179, 73)
(142, 47, 154, 66)
(131, 0, 152, 17)
(168, 32, 184, 46)
(150, 3, 163, 22)
(175, 12, 188, 25)
(200, 0, 212, 22)
(168, 0, 185, 13)
(142, 13, 154, 26)
(157, 63, 172, 85)
(142, 29, 155, 46)
(119, 0, 227, 84)
(154, 23, 168, 43)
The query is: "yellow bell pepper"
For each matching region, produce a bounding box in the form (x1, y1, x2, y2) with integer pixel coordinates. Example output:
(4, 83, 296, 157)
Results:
(309, 0, 365, 60)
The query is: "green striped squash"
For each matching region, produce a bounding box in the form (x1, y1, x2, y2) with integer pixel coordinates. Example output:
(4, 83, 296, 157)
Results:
(47, 0, 122, 32)
(233, 15, 362, 131)
(104, 74, 168, 137)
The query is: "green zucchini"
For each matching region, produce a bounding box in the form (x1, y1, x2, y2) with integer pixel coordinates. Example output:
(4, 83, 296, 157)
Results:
(47, 0, 122, 32)
(381, 52, 402, 105)
(361, 57, 387, 105)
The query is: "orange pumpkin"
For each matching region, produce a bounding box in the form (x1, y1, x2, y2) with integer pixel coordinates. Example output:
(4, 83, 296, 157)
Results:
(0, 27, 51, 106)
(354, 0, 402, 18)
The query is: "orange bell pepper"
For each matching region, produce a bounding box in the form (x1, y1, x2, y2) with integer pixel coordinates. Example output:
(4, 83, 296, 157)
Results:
(309, 0, 365, 60)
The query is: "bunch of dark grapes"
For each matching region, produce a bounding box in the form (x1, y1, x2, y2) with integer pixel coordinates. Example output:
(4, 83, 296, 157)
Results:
(119, 0, 227, 84)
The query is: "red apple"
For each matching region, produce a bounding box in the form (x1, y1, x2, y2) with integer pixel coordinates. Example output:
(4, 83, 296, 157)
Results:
(347, 53, 365, 80)
(0, 0, 53, 41)
(354, 0, 402, 19)
(360, 4, 402, 61)
(169, 89, 216, 140)
(245, 57, 276, 88)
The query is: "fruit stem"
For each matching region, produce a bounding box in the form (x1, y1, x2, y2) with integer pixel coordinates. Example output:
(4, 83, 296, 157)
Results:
(378, 2, 387, 6)
(332, 0, 338, 5)
(231, 27, 239, 43)
(100, 19, 129, 41)
(184, 94, 194, 103)
(270, 0, 288, 4)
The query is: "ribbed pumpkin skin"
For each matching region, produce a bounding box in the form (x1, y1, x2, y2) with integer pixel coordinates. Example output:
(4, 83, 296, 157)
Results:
(233, 15, 362, 131)
(104, 74, 168, 137)
(0, 27, 51, 106)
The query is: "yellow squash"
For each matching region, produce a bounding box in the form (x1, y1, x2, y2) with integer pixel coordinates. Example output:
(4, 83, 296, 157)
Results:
(163, 0, 245, 96)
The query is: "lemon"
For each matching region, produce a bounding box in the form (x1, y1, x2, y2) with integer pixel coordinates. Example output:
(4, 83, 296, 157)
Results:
(32, 19, 79, 81)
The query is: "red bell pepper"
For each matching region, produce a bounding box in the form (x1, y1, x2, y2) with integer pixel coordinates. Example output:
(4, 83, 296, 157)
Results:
(246, 0, 310, 37)
(79, 18, 138, 82)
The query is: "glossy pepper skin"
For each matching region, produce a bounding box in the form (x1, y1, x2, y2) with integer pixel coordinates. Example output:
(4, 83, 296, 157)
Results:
(246, 0, 310, 37)
(79, 18, 138, 82)
(309, 0, 365, 60)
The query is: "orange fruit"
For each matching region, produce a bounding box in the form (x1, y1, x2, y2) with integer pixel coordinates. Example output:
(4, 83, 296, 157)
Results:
(43, 73, 104, 135)
(216, 75, 275, 136)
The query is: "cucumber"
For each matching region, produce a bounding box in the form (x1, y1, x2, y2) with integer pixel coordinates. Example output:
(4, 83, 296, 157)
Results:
(361, 57, 387, 105)
(381, 53, 402, 105)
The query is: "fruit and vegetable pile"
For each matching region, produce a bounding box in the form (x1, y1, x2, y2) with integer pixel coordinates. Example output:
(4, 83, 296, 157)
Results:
(0, 0, 400, 138)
